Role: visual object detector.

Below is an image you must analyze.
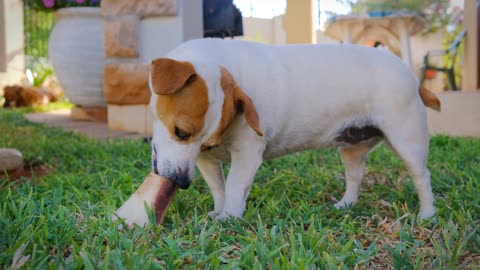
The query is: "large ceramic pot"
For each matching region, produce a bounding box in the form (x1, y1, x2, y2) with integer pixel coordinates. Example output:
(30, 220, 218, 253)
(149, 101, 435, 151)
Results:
(48, 7, 106, 107)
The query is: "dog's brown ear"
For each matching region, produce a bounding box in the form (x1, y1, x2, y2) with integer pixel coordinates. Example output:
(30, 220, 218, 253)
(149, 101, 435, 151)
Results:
(151, 58, 196, 95)
(234, 88, 263, 137)
(219, 67, 263, 137)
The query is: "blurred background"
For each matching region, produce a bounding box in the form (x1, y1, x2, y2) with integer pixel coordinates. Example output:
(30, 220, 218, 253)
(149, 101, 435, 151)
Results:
(0, 0, 478, 137)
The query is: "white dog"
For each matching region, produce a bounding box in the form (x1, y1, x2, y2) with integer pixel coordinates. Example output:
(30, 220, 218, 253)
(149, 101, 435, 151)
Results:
(146, 38, 440, 221)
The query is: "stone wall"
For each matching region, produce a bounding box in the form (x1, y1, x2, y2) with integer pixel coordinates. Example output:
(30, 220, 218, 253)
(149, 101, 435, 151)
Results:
(101, 0, 177, 106)
(101, 0, 203, 134)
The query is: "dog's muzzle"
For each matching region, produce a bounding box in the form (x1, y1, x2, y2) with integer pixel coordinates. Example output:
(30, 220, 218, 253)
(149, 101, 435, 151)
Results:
(166, 171, 191, 189)
(152, 145, 192, 189)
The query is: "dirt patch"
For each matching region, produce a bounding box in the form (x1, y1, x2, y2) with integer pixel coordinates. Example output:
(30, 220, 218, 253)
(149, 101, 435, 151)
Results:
(1, 163, 54, 186)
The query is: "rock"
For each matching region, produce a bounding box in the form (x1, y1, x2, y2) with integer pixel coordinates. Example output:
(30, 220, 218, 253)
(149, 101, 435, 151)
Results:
(0, 148, 24, 172)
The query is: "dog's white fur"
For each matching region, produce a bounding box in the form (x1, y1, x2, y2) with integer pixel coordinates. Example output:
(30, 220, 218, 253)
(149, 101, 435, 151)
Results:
(149, 39, 436, 220)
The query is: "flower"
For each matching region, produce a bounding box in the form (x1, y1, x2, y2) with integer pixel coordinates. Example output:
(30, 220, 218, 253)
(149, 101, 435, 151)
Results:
(29, 0, 101, 11)
(42, 0, 55, 8)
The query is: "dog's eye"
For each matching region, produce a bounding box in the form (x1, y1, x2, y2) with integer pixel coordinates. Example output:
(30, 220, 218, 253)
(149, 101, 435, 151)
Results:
(174, 126, 191, 141)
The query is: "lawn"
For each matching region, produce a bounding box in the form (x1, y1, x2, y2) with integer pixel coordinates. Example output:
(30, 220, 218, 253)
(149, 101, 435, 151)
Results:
(1, 106, 479, 269)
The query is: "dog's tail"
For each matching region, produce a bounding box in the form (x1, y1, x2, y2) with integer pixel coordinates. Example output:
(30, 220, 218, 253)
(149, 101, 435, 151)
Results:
(419, 86, 441, 112)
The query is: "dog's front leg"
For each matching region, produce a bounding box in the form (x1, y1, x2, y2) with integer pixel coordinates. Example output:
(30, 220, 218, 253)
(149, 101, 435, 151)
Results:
(196, 157, 225, 217)
(216, 142, 265, 220)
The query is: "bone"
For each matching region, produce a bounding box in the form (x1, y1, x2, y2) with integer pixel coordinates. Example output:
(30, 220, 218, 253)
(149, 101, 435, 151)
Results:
(112, 173, 179, 228)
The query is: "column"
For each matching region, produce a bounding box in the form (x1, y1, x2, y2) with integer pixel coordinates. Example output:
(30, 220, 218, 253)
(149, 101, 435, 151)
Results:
(343, 23, 353, 44)
(0, 0, 24, 90)
(283, 0, 316, 44)
(397, 19, 413, 68)
(462, 0, 479, 90)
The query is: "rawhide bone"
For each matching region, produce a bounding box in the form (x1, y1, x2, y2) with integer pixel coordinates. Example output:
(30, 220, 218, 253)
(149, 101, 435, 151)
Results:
(112, 173, 179, 227)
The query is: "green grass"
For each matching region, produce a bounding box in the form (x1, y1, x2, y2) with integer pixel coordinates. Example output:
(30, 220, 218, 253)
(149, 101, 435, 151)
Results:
(1, 106, 479, 269)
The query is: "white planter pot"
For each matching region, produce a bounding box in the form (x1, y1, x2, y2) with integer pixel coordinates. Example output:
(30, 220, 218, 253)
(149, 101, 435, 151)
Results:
(48, 7, 105, 107)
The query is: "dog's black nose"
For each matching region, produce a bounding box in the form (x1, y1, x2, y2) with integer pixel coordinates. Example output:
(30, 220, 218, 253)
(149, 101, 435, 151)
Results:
(170, 173, 191, 189)
(151, 169, 191, 189)
(151, 148, 191, 189)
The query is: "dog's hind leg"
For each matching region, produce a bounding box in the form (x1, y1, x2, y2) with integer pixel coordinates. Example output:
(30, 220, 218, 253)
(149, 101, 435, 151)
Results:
(382, 109, 436, 218)
(196, 157, 225, 217)
(335, 144, 372, 209)
(385, 138, 436, 218)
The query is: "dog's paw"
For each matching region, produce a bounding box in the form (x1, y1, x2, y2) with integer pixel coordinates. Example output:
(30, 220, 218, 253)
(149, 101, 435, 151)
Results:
(419, 206, 436, 219)
(215, 211, 242, 221)
(208, 210, 221, 218)
(215, 212, 231, 221)
(334, 200, 354, 210)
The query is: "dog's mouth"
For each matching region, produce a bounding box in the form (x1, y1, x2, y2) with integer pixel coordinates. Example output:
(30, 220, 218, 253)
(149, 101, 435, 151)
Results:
(153, 145, 159, 175)
(166, 172, 191, 189)
(152, 145, 192, 189)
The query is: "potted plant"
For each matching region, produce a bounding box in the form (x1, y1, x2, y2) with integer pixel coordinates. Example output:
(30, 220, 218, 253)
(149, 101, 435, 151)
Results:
(425, 69, 437, 80)
(352, 0, 430, 18)
(26, 0, 106, 107)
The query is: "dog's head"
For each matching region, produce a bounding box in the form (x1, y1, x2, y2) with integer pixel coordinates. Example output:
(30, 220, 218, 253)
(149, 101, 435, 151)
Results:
(148, 58, 263, 189)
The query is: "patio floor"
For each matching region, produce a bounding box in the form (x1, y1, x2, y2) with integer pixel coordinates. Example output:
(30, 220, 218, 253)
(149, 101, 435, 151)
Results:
(23, 90, 480, 140)
(25, 109, 144, 140)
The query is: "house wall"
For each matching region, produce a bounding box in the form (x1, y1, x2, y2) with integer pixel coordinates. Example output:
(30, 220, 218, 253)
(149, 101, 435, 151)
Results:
(139, 16, 184, 63)
(0, 0, 24, 91)
(139, 0, 203, 62)
(240, 16, 287, 44)
(427, 91, 480, 137)
(240, 17, 275, 43)
(0, 1, 5, 72)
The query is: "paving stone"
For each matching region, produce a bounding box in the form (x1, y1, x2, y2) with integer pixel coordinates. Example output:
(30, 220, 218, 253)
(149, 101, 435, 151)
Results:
(108, 104, 152, 135)
(25, 110, 144, 140)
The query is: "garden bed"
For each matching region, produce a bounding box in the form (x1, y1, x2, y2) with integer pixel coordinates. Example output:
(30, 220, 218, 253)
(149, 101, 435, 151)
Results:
(0, 106, 479, 268)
